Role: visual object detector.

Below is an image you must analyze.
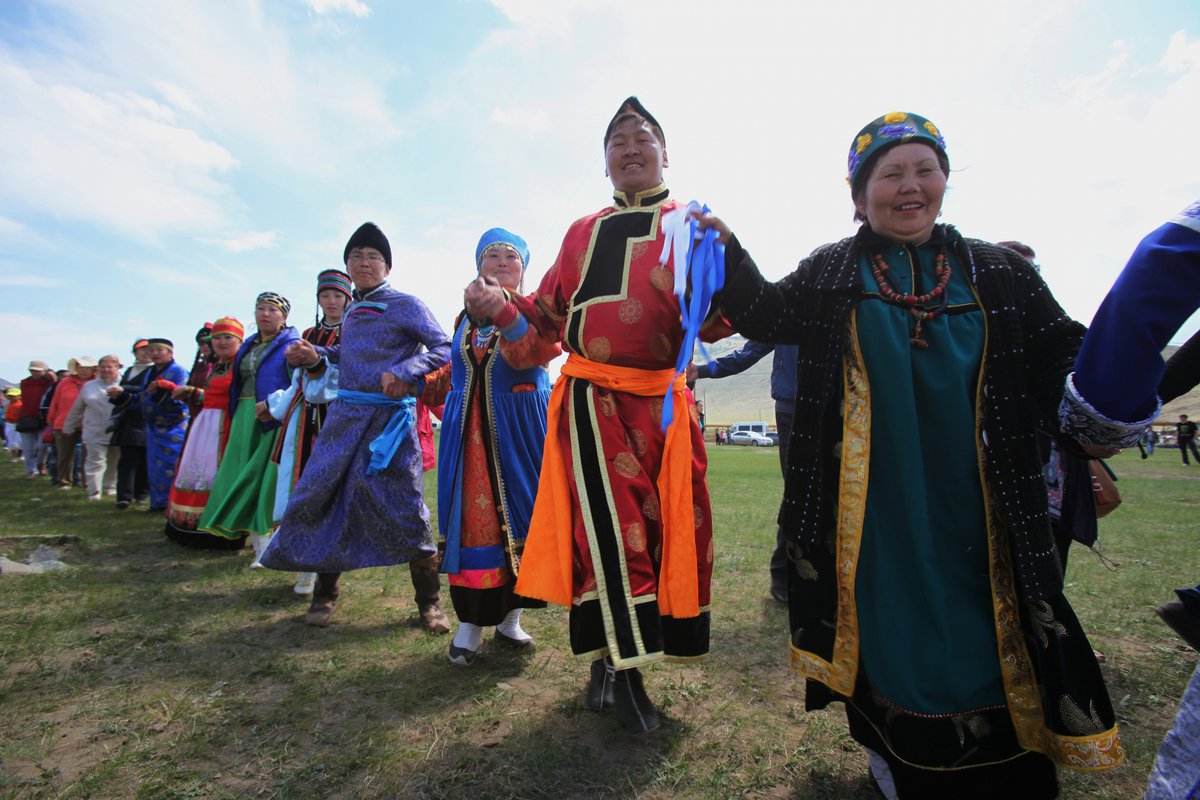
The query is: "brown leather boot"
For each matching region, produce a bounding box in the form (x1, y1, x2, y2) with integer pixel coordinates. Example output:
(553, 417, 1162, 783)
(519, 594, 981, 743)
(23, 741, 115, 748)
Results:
(409, 557, 450, 634)
(304, 572, 340, 627)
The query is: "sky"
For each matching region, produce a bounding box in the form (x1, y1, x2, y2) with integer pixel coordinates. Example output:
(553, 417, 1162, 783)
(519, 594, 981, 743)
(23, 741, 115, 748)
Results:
(1, 0, 1199, 383)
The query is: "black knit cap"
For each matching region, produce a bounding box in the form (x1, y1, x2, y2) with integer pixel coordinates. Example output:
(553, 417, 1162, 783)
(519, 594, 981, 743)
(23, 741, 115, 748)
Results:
(147, 337, 174, 350)
(343, 222, 392, 269)
(604, 96, 665, 147)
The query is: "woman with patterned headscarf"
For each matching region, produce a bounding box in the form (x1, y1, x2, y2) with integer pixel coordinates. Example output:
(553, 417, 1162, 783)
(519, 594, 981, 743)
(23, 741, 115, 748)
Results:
(162, 318, 245, 548)
(706, 112, 1121, 797)
(199, 294, 300, 566)
(266, 269, 351, 594)
(421, 228, 560, 665)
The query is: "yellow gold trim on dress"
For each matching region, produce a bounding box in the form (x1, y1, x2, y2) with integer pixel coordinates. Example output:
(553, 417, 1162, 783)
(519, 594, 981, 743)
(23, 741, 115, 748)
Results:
(1044, 725, 1124, 771)
(970, 278, 1046, 756)
(480, 331, 522, 577)
(664, 653, 710, 664)
(789, 313, 869, 697)
(612, 183, 671, 209)
(570, 381, 650, 665)
(571, 206, 661, 315)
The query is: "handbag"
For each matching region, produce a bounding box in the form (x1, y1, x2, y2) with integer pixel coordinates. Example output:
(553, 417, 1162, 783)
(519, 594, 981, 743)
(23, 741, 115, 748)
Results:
(14, 416, 40, 433)
(1090, 459, 1121, 518)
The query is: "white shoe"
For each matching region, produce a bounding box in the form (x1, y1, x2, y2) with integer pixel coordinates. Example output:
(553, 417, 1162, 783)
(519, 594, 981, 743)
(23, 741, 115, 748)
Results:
(293, 572, 316, 595)
(249, 533, 268, 569)
(495, 609, 534, 647)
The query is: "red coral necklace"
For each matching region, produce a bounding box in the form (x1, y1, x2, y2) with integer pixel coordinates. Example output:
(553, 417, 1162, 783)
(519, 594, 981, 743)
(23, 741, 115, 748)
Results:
(869, 247, 951, 349)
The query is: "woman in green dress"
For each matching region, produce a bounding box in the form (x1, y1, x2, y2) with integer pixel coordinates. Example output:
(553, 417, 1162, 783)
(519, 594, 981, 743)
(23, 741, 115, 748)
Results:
(200, 293, 300, 565)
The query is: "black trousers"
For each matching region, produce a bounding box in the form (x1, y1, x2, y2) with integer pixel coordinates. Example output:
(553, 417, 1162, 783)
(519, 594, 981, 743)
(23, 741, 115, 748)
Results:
(769, 407, 794, 597)
(1180, 436, 1200, 464)
(116, 444, 149, 503)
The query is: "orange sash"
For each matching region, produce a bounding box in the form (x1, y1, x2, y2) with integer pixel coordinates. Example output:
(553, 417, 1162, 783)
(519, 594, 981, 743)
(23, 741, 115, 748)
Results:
(514, 354, 700, 618)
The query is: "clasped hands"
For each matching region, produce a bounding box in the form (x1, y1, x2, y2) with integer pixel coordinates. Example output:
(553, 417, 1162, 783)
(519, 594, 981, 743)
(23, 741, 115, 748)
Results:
(464, 274, 506, 324)
(285, 339, 408, 398)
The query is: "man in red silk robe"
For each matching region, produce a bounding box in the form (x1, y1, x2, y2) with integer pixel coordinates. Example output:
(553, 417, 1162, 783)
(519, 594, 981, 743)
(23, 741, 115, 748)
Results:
(466, 97, 728, 734)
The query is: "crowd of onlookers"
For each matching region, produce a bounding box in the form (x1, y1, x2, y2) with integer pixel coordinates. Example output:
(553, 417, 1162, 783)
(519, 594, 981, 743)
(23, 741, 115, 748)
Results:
(2, 340, 202, 507)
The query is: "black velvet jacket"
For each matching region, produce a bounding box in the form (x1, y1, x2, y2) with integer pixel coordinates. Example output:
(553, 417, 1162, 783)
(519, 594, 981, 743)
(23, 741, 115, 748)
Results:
(718, 224, 1086, 603)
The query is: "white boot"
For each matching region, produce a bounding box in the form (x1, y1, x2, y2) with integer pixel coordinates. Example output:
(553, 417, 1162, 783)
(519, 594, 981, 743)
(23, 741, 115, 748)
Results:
(496, 608, 534, 647)
(249, 533, 268, 569)
(293, 572, 316, 595)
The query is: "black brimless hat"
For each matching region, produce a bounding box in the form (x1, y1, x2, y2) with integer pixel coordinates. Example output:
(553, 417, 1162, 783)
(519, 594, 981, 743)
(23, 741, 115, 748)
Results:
(343, 222, 392, 269)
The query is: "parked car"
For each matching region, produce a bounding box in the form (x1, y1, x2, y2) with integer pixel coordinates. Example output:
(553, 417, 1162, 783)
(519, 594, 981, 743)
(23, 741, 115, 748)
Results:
(729, 421, 777, 446)
(729, 430, 774, 447)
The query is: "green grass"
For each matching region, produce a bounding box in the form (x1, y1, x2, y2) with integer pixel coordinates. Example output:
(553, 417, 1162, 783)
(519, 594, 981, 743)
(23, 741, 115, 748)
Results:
(0, 447, 1195, 799)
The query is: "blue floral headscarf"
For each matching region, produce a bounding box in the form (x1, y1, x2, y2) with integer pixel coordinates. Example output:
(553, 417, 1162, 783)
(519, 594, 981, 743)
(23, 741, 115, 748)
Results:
(847, 111, 948, 190)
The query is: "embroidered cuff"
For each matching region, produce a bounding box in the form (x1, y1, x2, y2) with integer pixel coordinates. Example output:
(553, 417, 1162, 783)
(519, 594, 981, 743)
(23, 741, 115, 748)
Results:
(498, 304, 529, 341)
(1059, 372, 1159, 449)
(492, 299, 518, 328)
(305, 356, 327, 378)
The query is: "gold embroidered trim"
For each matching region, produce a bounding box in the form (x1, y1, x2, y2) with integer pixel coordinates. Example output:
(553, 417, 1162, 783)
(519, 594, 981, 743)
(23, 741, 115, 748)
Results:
(790, 314, 869, 696)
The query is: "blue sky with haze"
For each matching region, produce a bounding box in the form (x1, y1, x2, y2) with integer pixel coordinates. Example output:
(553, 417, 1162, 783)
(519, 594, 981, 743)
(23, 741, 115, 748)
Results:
(1, 0, 1198, 381)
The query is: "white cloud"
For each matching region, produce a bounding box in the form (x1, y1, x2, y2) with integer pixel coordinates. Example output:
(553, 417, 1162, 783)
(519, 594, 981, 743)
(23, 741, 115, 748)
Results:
(489, 106, 551, 134)
(0, 273, 64, 288)
(202, 231, 280, 253)
(306, 0, 371, 17)
(0, 58, 238, 241)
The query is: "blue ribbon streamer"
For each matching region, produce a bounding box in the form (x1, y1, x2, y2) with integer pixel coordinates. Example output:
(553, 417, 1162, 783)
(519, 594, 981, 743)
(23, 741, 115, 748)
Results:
(336, 390, 416, 476)
(658, 201, 725, 432)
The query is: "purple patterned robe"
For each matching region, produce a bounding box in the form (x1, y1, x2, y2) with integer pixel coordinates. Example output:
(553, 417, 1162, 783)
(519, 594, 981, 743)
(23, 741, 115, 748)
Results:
(262, 282, 450, 572)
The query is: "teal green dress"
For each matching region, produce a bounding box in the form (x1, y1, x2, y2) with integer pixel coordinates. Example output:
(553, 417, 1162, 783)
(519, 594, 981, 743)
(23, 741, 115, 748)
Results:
(199, 336, 281, 540)
(853, 237, 1004, 715)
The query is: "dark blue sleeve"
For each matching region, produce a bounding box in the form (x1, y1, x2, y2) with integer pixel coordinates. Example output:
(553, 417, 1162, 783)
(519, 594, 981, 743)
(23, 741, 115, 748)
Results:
(700, 340, 774, 379)
(1073, 222, 1200, 421)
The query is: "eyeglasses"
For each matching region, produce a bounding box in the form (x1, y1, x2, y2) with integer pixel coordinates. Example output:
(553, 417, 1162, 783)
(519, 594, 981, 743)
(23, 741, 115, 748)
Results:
(347, 250, 386, 265)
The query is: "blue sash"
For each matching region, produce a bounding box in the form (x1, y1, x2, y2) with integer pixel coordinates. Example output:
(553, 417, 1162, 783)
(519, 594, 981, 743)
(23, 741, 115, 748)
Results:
(337, 390, 415, 476)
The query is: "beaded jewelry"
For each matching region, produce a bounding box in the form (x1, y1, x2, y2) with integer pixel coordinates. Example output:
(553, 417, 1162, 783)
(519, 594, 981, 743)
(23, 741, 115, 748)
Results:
(869, 247, 951, 349)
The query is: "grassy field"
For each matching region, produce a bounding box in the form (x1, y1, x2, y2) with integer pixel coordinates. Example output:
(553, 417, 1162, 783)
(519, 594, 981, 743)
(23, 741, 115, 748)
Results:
(0, 446, 1196, 799)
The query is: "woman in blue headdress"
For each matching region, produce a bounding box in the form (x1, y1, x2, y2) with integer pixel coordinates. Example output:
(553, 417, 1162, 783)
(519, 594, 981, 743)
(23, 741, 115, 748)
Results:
(422, 228, 560, 665)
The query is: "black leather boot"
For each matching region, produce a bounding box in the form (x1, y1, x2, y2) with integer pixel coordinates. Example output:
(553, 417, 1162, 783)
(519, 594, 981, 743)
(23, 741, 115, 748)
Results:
(409, 556, 451, 634)
(305, 572, 340, 627)
(585, 657, 615, 711)
(612, 666, 660, 733)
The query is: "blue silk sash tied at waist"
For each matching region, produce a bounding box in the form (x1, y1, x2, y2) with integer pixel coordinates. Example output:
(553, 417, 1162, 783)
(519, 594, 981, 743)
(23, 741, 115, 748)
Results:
(336, 390, 416, 476)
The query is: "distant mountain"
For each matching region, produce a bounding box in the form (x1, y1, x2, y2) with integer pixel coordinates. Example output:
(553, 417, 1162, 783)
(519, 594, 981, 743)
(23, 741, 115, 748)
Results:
(691, 336, 775, 425)
(694, 340, 1199, 427)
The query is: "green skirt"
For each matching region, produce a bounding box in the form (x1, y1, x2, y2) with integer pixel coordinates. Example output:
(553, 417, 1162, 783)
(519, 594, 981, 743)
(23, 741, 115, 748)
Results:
(199, 398, 280, 539)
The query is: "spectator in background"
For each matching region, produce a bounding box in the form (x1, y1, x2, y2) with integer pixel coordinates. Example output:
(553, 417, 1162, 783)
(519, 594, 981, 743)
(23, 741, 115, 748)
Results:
(48, 357, 94, 489)
(64, 354, 123, 500)
(17, 360, 55, 479)
(688, 341, 798, 603)
(1175, 414, 1200, 465)
(4, 387, 22, 460)
(109, 339, 190, 512)
(108, 340, 153, 509)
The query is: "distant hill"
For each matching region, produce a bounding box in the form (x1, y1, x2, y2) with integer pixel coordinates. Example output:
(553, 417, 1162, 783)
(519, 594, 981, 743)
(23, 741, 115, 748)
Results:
(694, 340, 1199, 428)
(691, 336, 775, 425)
